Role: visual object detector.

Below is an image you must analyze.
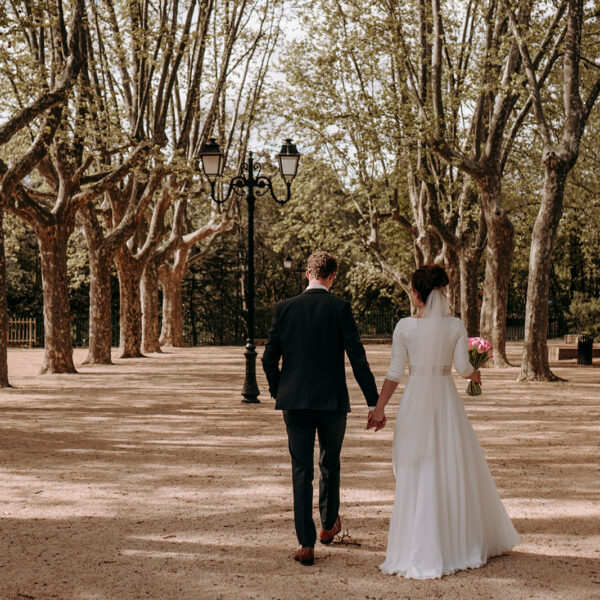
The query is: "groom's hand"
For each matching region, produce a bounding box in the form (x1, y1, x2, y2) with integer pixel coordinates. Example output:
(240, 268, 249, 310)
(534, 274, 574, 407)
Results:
(367, 408, 386, 431)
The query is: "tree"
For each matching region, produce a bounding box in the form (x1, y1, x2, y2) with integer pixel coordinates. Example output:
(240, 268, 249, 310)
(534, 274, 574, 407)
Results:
(276, 0, 448, 305)
(382, 0, 491, 332)
(73, 0, 230, 358)
(156, 211, 234, 347)
(505, 0, 600, 380)
(139, 0, 284, 350)
(0, 209, 8, 387)
(416, 0, 566, 365)
(0, 0, 86, 375)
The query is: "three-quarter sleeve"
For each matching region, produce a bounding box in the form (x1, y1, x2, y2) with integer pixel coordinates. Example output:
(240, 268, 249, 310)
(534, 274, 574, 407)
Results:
(385, 321, 408, 382)
(453, 320, 474, 377)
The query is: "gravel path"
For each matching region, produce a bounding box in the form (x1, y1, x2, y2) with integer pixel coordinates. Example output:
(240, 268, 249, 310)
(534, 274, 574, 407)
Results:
(0, 344, 598, 600)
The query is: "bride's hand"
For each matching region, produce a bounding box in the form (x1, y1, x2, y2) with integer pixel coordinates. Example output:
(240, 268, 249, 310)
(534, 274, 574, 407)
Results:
(470, 369, 482, 384)
(367, 406, 386, 431)
(374, 415, 387, 431)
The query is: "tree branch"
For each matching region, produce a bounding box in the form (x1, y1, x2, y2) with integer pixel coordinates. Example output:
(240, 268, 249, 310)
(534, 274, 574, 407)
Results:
(70, 141, 154, 212)
(502, 0, 552, 146)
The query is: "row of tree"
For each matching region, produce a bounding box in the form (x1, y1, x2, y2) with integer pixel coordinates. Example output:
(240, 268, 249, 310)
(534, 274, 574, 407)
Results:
(2, 0, 599, 388)
(0, 0, 284, 385)
(271, 0, 600, 380)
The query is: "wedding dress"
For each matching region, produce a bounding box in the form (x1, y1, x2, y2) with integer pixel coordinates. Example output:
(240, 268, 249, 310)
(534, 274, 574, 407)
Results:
(379, 290, 520, 579)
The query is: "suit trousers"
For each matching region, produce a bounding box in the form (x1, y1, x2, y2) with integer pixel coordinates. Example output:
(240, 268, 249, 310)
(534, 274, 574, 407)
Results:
(283, 409, 347, 547)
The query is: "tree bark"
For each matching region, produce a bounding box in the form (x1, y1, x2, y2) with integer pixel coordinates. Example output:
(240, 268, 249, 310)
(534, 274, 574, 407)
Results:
(79, 207, 113, 364)
(443, 243, 460, 316)
(158, 258, 186, 347)
(38, 222, 77, 374)
(519, 159, 569, 380)
(459, 247, 484, 337)
(114, 248, 144, 358)
(87, 249, 114, 364)
(0, 208, 9, 387)
(141, 260, 162, 353)
(479, 176, 514, 367)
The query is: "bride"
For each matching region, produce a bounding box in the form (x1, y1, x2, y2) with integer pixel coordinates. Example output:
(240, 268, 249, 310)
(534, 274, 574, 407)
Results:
(368, 264, 520, 579)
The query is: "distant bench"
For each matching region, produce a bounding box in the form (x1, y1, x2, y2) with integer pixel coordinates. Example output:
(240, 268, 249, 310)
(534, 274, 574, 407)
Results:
(549, 344, 599, 361)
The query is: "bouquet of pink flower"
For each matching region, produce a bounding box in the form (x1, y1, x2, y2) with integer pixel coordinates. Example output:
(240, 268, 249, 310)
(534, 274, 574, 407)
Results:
(466, 337, 493, 396)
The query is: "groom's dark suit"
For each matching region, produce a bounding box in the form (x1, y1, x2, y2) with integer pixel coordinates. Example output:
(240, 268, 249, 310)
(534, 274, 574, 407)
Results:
(262, 287, 378, 548)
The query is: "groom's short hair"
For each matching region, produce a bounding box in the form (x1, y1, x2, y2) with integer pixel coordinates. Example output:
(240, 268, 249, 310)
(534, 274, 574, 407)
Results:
(307, 251, 337, 279)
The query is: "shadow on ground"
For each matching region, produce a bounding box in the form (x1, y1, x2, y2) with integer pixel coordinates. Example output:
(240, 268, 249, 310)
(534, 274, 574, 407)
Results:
(0, 345, 598, 600)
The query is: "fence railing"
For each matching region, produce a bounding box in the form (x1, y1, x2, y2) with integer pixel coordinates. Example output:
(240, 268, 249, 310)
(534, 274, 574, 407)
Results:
(8, 315, 120, 348)
(506, 317, 563, 340)
(8, 312, 565, 348)
(8, 318, 37, 347)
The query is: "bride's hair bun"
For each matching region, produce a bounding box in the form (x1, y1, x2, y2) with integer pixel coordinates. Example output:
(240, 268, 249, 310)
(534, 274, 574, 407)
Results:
(429, 265, 449, 289)
(411, 264, 449, 304)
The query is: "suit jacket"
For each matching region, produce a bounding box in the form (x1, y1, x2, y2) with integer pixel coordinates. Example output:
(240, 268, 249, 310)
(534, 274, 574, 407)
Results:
(261, 288, 378, 412)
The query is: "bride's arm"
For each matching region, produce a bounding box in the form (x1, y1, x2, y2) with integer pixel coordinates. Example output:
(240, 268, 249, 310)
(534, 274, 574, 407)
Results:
(368, 323, 406, 430)
(368, 379, 399, 430)
(453, 321, 482, 383)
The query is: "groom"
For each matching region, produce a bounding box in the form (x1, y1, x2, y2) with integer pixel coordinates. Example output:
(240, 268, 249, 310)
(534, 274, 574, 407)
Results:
(262, 251, 379, 566)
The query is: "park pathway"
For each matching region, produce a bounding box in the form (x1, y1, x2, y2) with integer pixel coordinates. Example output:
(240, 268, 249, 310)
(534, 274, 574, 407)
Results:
(0, 345, 598, 600)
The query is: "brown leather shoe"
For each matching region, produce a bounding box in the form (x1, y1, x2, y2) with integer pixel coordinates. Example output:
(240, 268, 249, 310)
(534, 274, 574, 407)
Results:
(319, 515, 341, 545)
(294, 546, 314, 566)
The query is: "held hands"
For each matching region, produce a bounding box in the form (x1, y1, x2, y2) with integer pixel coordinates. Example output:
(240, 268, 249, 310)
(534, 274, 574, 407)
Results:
(367, 406, 386, 432)
(367, 379, 397, 432)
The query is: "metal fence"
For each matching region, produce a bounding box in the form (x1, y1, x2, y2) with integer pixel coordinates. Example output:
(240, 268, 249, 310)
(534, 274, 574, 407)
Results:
(505, 316, 563, 340)
(9, 312, 564, 348)
(181, 310, 398, 345)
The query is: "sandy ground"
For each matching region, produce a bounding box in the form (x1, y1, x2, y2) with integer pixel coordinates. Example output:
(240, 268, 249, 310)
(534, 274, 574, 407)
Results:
(0, 343, 598, 600)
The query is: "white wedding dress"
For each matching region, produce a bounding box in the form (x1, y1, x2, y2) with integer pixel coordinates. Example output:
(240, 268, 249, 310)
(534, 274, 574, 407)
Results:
(379, 292, 520, 580)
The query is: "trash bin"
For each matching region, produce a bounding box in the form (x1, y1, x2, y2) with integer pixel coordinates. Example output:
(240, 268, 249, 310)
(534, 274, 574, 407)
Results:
(577, 334, 594, 365)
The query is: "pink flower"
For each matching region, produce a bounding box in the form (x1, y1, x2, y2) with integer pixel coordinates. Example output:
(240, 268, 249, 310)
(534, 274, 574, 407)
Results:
(476, 340, 489, 353)
(465, 336, 493, 395)
(468, 336, 493, 356)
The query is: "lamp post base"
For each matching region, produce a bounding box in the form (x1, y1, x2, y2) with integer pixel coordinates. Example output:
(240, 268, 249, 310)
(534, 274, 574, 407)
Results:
(241, 340, 260, 403)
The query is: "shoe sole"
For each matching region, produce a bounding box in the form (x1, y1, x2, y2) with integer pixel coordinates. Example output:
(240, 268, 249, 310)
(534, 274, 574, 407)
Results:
(299, 559, 314, 566)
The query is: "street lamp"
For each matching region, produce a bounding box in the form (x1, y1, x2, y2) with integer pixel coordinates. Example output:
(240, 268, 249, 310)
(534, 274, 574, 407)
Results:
(283, 255, 306, 295)
(199, 138, 301, 403)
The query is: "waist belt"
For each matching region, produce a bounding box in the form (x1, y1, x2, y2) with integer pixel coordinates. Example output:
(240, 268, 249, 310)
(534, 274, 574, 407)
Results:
(409, 364, 452, 376)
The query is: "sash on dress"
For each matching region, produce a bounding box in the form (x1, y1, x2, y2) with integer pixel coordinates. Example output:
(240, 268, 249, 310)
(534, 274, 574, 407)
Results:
(409, 364, 452, 376)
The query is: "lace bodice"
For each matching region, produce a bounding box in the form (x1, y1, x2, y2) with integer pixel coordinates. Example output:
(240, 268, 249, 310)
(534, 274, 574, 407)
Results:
(385, 316, 473, 382)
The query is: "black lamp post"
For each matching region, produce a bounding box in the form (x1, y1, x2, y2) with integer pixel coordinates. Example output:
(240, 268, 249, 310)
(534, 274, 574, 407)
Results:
(283, 255, 306, 295)
(199, 138, 301, 403)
